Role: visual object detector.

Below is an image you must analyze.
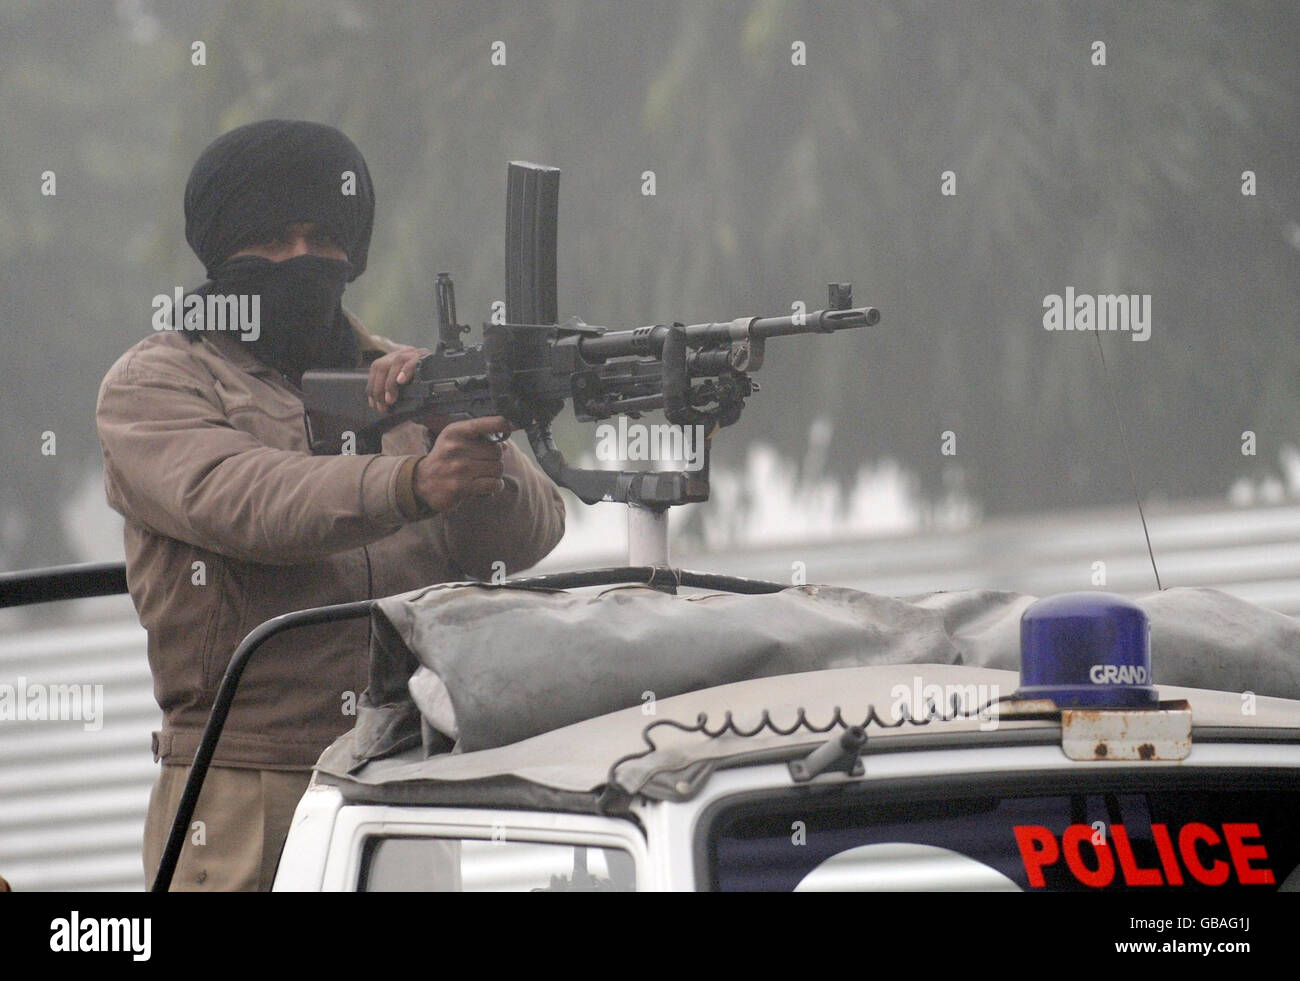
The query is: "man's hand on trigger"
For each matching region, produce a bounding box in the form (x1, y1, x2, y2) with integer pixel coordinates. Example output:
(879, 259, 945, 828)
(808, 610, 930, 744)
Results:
(413, 416, 519, 514)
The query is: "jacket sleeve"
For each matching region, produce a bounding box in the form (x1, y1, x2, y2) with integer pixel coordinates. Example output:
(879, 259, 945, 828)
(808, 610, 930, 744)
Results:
(437, 438, 567, 580)
(96, 355, 423, 566)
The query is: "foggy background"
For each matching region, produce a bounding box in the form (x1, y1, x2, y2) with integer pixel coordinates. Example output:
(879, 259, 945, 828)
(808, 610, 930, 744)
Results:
(1, 0, 1298, 890)
(1, 0, 1297, 573)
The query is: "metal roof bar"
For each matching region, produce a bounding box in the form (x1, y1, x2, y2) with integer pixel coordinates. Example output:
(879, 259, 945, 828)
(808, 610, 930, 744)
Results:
(0, 561, 128, 607)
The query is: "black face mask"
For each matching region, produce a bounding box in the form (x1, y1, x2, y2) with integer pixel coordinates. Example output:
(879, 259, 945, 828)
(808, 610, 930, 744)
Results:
(207, 253, 360, 386)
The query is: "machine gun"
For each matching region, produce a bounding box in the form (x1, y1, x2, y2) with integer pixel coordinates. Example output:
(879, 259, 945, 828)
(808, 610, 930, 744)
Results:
(301, 162, 879, 563)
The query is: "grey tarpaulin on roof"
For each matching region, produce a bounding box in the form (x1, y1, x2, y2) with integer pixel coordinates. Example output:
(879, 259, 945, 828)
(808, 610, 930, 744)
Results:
(341, 582, 1300, 768)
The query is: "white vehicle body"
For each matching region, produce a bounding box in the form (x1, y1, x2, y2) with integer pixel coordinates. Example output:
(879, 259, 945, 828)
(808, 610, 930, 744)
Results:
(275, 665, 1300, 892)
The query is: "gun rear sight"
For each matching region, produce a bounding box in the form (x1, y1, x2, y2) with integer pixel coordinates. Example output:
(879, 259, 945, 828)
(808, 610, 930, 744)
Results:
(435, 272, 470, 353)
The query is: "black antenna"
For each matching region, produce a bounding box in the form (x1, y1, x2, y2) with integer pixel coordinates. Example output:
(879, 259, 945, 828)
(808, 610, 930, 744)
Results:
(1092, 331, 1162, 591)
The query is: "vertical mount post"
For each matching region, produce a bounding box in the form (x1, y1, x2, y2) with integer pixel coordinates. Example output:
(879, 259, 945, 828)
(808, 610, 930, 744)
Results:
(506, 161, 684, 571)
(626, 506, 670, 567)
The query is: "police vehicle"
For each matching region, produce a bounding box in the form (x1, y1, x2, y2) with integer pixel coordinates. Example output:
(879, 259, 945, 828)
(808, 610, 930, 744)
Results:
(258, 579, 1300, 892)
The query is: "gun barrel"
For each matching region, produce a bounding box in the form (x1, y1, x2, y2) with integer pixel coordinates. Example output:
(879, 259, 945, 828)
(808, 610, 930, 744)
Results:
(575, 305, 878, 362)
(746, 305, 880, 339)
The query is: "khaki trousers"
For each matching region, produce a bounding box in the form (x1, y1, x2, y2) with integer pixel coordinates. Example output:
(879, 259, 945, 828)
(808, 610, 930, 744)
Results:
(143, 764, 312, 892)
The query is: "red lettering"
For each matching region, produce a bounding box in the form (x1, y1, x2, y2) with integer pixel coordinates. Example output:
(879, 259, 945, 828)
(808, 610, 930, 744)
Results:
(1013, 825, 1059, 888)
(1014, 820, 1271, 890)
(1150, 824, 1184, 886)
(1179, 823, 1229, 886)
(1222, 823, 1275, 885)
(1111, 826, 1162, 887)
(1063, 824, 1115, 887)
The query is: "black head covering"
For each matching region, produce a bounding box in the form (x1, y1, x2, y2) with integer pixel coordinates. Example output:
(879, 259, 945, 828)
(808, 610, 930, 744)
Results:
(184, 119, 375, 280)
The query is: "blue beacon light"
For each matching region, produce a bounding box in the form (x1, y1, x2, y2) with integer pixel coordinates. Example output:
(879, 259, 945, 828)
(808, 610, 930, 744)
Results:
(1017, 591, 1158, 708)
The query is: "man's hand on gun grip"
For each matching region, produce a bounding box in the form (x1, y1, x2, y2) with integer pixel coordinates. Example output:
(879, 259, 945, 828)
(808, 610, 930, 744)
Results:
(413, 416, 518, 514)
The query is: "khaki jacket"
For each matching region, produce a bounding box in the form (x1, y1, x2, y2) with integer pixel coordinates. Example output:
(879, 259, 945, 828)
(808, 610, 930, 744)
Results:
(96, 318, 565, 768)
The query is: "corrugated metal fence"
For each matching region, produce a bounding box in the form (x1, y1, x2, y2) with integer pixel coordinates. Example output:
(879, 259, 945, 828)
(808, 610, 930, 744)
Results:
(1, 499, 1297, 891)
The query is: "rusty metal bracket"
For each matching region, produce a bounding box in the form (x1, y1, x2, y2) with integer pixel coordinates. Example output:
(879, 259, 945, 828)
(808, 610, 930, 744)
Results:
(1060, 700, 1192, 761)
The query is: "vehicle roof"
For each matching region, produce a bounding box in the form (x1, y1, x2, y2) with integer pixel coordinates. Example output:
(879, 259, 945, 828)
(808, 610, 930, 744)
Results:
(313, 662, 1300, 813)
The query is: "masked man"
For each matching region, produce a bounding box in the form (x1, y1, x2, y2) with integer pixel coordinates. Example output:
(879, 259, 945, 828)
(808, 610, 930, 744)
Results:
(96, 120, 565, 891)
